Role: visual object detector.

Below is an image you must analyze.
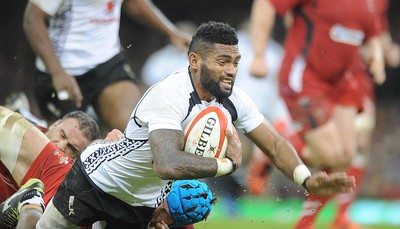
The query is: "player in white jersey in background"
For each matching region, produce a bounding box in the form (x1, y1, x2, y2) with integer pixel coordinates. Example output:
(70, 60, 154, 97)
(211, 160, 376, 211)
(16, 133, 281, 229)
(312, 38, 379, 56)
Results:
(23, 0, 191, 133)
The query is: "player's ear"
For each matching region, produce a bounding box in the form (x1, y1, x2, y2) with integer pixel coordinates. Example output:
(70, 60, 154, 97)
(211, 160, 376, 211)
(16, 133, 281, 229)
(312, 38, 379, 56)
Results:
(188, 52, 200, 70)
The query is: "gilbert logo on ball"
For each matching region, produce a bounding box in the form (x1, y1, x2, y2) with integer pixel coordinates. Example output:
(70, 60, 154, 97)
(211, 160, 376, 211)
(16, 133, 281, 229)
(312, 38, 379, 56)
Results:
(183, 107, 229, 158)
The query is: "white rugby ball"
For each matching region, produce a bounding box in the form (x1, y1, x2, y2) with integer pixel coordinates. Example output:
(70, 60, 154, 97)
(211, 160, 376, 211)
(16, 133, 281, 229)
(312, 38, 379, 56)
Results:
(183, 107, 229, 158)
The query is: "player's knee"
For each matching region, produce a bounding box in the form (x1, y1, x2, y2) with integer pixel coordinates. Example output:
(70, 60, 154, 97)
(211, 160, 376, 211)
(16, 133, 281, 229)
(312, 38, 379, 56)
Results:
(0, 106, 34, 171)
(0, 106, 33, 131)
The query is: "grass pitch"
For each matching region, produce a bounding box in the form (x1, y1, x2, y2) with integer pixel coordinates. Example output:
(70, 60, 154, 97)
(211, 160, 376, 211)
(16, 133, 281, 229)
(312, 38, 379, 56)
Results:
(194, 197, 399, 229)
(197, 219, 399, 229)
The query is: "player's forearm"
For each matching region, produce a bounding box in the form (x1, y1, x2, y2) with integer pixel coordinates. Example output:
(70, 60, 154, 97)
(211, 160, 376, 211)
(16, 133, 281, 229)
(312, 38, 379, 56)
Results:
(23, 3, 64, 75)
(247, 122, 307, 187)
(155, 151, 221, 180)
(380, 31, 400, 67)
(123, 0, 178, 40)
(367, 36, 384, 62)
(150, 129, 219, 180)
(366, 36, 386, 84)
(250, 0, 276, 58)
(271, 138, 306, 182)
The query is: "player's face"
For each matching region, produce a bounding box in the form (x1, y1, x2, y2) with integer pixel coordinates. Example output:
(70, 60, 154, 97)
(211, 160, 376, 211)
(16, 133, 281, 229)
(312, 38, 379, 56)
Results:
(46, 118, 91, 159)
(200, 44, 240, 98)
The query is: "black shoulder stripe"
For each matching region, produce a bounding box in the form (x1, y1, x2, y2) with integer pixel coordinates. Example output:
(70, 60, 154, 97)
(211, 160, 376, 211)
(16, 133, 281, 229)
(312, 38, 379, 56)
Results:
(184, 91, 202, 122)
(219, 98, 238, 123)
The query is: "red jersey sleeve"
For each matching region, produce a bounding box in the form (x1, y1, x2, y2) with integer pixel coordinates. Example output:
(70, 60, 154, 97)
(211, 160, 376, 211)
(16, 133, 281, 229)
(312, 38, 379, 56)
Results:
(269, 0, 307, 16)
(375, 0, 389, 33)
(21, 143, 73, 206)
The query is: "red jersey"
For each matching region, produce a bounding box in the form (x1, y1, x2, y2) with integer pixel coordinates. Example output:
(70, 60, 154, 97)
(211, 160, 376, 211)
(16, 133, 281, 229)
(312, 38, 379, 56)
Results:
(0, 163, 19, 201)
(271, 0, 380, 83)
(21, 143, 73, 206)
(0, 124, 73, 206)
(375, 0, 389, 33)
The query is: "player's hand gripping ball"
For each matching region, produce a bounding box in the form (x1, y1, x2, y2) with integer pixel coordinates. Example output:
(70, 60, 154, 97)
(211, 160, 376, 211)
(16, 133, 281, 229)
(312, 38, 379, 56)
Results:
(183, 106, 229, 158)
(167, 180, 217, 227)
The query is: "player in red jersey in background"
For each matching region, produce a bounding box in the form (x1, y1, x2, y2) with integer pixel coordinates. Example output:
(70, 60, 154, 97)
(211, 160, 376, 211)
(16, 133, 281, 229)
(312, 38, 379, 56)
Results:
(249, 0, 385, 228)
(333, 0, 400, 228)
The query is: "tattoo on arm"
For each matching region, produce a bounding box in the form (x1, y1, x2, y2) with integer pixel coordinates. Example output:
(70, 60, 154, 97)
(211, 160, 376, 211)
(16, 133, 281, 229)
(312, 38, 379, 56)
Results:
(150, 129, 218, 180)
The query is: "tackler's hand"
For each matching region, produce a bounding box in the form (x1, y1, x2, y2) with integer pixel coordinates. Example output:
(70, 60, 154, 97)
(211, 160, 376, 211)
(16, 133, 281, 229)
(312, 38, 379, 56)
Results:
(147, 200, 173, 229)
(104, 129, 123, 142)
(225, 123, 242, 170)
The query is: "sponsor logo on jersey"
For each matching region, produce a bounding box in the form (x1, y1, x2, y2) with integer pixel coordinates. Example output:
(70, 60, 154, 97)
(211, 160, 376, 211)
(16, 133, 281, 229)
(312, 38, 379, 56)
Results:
(330, 24, 365, 46)
(106, 0, 115, 12)
(53, 150, 71, 165)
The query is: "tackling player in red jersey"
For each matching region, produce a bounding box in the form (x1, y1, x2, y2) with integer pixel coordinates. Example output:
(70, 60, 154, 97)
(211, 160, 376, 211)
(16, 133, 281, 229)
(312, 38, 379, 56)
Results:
(0, 106, 100, 206)
(0, 106, 103, 229)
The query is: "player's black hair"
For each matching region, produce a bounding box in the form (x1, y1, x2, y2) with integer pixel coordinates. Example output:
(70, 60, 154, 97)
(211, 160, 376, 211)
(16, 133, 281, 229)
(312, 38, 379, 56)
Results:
(188, 21, 238, 56)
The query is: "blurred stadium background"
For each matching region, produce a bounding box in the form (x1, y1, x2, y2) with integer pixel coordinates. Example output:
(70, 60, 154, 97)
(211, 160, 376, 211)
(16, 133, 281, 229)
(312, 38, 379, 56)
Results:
(2, 1, 400, 228)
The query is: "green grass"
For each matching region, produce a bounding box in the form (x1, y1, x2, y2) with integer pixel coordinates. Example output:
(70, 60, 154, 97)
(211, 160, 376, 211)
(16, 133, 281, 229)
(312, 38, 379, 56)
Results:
(197, 219, 399, 229)
(197, 219, 293, 229)
(192, 197, 400, 229)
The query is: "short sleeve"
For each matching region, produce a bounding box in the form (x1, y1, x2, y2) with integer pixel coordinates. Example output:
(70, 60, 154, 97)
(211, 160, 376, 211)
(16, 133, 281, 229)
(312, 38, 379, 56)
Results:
(138, 83, 188, 133)
(30, 0, 64, 16)
(230, 88, 265, 133)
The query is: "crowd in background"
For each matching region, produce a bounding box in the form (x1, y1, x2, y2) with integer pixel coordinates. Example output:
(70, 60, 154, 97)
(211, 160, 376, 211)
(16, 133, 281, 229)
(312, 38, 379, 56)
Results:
(1, 0, 400, 200)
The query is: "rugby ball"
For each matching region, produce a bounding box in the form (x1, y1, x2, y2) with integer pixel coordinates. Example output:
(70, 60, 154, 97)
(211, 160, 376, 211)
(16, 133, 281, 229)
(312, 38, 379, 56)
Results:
(183, 107, 229, 158)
